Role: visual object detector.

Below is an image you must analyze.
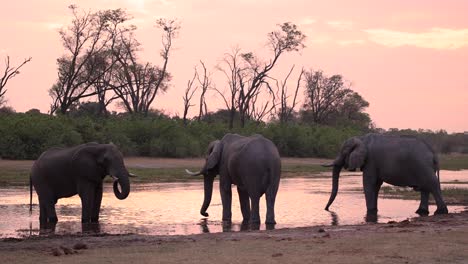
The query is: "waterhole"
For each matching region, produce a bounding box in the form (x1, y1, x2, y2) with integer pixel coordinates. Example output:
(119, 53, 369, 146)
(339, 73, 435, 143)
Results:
(0, 171, 466, 238)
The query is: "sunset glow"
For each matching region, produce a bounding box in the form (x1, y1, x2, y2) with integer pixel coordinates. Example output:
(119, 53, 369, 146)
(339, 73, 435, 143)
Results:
(1, 0, 467, 132)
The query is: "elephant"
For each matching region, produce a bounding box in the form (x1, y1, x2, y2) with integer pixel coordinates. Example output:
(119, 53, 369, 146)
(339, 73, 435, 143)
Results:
(30, 142, 133, 226)
(324, 133, 448, 217)
(186, 133, 281, 226)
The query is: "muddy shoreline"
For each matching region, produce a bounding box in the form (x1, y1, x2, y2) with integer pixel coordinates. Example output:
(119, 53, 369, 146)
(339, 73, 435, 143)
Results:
(1, 211, 468, 263)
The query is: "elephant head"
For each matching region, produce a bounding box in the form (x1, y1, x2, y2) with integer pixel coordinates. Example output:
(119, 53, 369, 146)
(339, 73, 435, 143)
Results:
(324, 137, 367, 211)
(74, 143, 131, 200)
(185, 140, 222, 217)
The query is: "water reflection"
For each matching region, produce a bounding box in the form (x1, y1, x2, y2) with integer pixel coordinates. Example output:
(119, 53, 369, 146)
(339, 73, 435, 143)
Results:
(328, 211, 339, 226)
(0, 170, 466, 238)
(199, 219, 210, 233)
(34, 222, 102, 236)
(198, 219, 267, 233)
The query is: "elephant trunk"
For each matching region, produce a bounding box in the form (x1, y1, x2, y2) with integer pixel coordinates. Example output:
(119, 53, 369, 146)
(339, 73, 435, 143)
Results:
(200, 175, 214, 217)
(325, 165, 342, 211)
(113, 168, 130, 200)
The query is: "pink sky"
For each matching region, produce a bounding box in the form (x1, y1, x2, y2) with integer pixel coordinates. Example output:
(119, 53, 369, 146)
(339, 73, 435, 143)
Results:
(1, 0, 467, 132)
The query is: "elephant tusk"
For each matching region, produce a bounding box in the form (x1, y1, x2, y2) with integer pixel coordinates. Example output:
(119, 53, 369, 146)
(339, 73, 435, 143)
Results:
(185, 169, 202, 176)
(111, 175, 119, 181)
(129, 173, 138, 178)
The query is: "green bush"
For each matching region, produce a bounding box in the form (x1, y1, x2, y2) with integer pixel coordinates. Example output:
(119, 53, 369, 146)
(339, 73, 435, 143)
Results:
(0, 112, 366, 159)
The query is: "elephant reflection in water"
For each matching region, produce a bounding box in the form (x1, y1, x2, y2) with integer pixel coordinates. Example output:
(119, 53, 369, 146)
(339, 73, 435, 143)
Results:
(36, 222, 101, 236)
(324, 133, 448, 220)
(199, 219, 272, 233)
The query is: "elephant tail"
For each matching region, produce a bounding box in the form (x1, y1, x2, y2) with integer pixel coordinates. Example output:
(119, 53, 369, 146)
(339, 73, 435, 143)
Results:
(433, 154, 440, 182)
(29, 174, 32, 215)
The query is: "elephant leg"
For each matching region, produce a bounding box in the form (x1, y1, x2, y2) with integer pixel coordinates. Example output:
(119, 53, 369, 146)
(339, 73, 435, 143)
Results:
(39, 196, 58, 225)
(249, 196, 261, 225)
(79, 185, 95, 223)
(47, 202, 58, 223)
(91, 184, 103, 223)
(416, 191, 430, 216)
(220, 186, 232, 222)
(363, 172, 380, 215)
(38, 199, 48, 225)
(237, 187, 250, 224)
(432, 185, 448, 215)
(265, 184, 279, 225)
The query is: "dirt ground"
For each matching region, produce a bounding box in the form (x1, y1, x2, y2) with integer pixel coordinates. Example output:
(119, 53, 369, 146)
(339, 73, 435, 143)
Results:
(1, 211, 467, 264)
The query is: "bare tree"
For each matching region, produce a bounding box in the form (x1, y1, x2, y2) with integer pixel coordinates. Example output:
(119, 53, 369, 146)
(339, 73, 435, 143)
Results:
(49, 6, 126, 114)
(182, 70, 198, 125)
(237, 22, 306, 127)
(276, 65, 304, 123)
(215, 47, 244, 129)
(196, 61, 211, 121)
(301, 69, 352, 124)
(0, 56, 32, 106)
(111, 18, 179, 115)
(83, 51, 120, 116)
(247, 86, 277, 123)
(85, 10, 133, 116)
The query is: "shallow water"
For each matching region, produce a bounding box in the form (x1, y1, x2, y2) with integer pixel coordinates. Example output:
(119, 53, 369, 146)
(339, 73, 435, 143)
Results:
(0, 170, 467, 238)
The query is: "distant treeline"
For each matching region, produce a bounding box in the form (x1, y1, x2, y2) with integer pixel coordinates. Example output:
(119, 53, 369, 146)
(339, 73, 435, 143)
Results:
(0, 111, 466, 160)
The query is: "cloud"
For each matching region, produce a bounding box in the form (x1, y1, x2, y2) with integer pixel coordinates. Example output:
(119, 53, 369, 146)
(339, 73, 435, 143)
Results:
(365, 28, 468, 50)
(43, 23, 63, 30)
(338, 39, 366, 46)
(326, 20, 354, 30)
(300, 17, 317, 26)
(309, 35, 332, 44)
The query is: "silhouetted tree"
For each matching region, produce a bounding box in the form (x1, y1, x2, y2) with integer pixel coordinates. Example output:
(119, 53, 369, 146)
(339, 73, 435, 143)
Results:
(111, 18, 179, 115)
(216, 23, 306, 127)
(0, 56, 31, 106)
(300, 69, 370, 129)
(182, 70, 198, 125)
(49, 6, 126, 115)
(196, 61, 211, 121)
(275, 65, 303, 123)
(215, 47, 243, 129)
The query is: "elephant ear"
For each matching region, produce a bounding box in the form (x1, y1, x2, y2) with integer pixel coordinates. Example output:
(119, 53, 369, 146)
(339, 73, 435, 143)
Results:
(206, 140, 222, 170)
(71, 143, 106, 167)
(348, 138, 367, 170)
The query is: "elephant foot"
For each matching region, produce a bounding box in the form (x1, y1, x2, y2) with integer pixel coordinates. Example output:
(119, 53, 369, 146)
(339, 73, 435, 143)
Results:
(249, 222, 260, 230)
(265, 219, 276, 225)
(415, 208, 429, 216)
(434, 207, 448, 215)
(249, 219, 261, 225)
(240, 223, 250, 231)
(82, 223, 101, 233)
(39, 222, 57, 233)
(365, 211, 378, 223)
(222, 219, 232, 226)
(265, 223, 276, 230)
